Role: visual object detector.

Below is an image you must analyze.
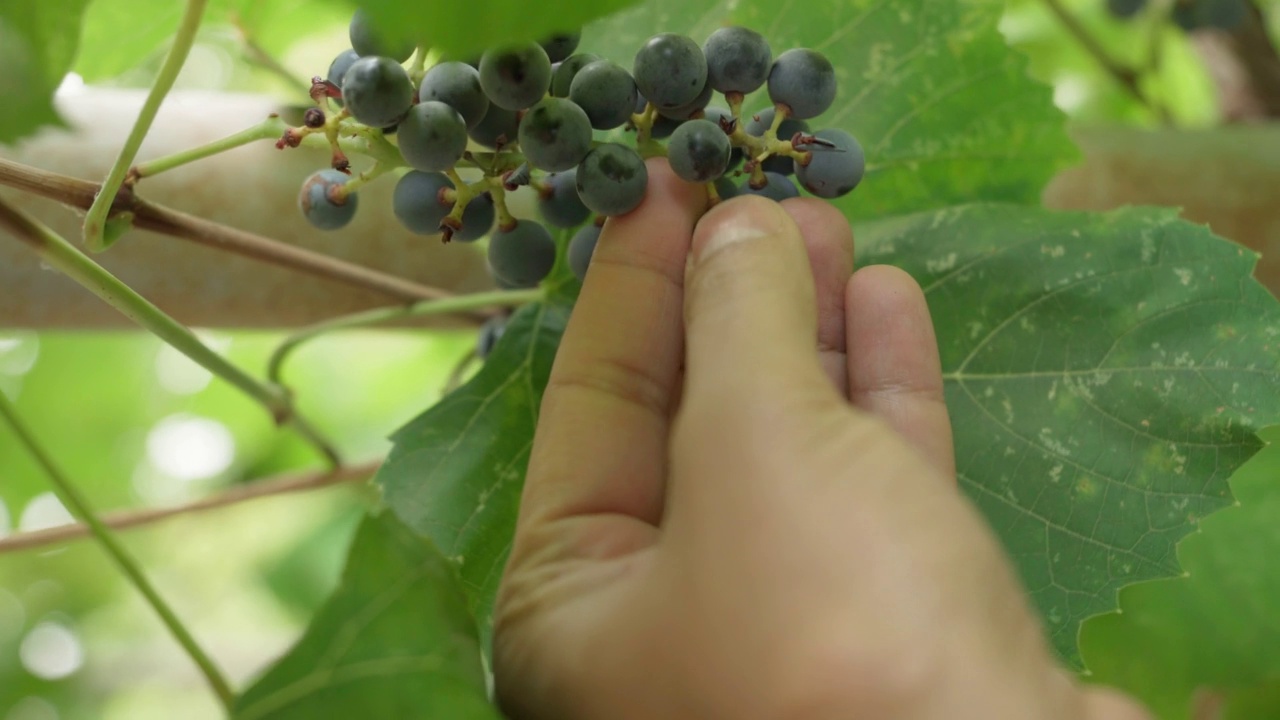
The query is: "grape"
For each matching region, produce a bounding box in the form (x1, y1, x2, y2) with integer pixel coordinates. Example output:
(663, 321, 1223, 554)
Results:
(656, 79, 713, 121)
(713, 177, 739, 200)
(469, 104, 520, 148)
(1106, 0, 1147, 18)
(746, 107, 809, 175)
(569, 61, 639, 130)
(488, 220, 557, 287)
(576, 143, 649, 216)
(550, 53, 601, 97)
(517, 97, 593, 172)
(739, 172, 800, 201)
(767, 48, 836, 120)
(479, 42, 552, 110)
(794, 129, 865, 199)
(419, 61, 490, 129)
(703, 106, 743, 170)
(349, 9, 415, 62)
(341, 56, 414, 128)
(537, 170, 591, 228)
(327, 49, 359, 89)
(397, 101, 468, 172)
(541, 32, 581, 63)
(476, 315, 507, 359)
(568, 224, 602, 282)
(668, 119, 732, 183)
(392, 171, 494, 241)
(703, 26, 772, 94)
(299, 169, 358, 230)
(633, 33, 707, 110)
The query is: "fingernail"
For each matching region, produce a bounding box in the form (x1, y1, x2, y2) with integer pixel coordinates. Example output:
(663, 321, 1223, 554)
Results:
(692, 203, 776, 267)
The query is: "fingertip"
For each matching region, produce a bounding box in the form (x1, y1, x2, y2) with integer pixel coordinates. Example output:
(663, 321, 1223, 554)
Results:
(690, 194, 800, 265)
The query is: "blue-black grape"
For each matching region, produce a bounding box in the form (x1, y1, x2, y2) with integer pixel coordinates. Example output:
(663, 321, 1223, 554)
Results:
(518, 97, 593, 172)
(702, 106, 743, 170)
(713, 176, 739, 200)
(479, 43, 552, 110)
(570, 61, 638, 130)
(767, 48, 836, 120)
(656, 78, 713, 121)
(341, 56, 414, 128)
(703, 26, 772, 94)
(419, 61, 490, 129)
(794, 129, 865, 199)
(739, 172, 800, 201)
(540, 32, 581, 63)
(476, 314, 507, 359)
(299, 169, 358, 230)
(633, 33, 707, 110)
(349, 9, 415, 62)
(568, 224, 602, 282)
(469, 103, 521, 148)
(392, 171, 494, 241)
(551, 53, 601, 97)
(327, 49, 359, 89)
(397, 101, 468, 172)
(576, 143, 649, 217)
(746, 107, 809, 175)
(488, 220, 557, 287)
(537, 170, 591, 228)
(668, 119, 732, 183)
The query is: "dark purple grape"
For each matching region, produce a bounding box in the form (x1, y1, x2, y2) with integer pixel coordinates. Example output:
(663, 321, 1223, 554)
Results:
(739, 172, 800, 202)
(327, 49, 359, 89)
(633, 33, 707, 110)
(767, 48, 836, 120)
(576, 143, 649, 216)
(341, 56, 414, 128)
(568, 224, 602, 282)
(794, 129, 865, 199)
(702, 106, 743, 170)
(299, 169, 358, 230)
(469, 104, 521, 148)
(551, 53, 601, 97)
(419, 61, 489, 129)
(540, 32, 582, 63)
(397, 101, 468, 172)
(518, 97, 593, 172)
(488, 220, 557, 287)
(668, 119, 732, 183)
(349, 9, 415, 63)
(570, 61, 638, 130)
(656, 78, 713, 121)
(703, 26, 772, 94)
(392, 171, 493, 241)
(537, 170, 591, 228)
(479, 43, 552, 110)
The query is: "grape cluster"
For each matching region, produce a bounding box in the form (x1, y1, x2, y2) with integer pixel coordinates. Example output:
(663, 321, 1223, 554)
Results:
(1106, 0, 1248, 31)
(287, 13, 866, 294)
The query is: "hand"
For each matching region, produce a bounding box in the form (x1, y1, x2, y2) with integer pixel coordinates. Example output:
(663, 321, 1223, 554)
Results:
(492, 159, 1151, 720)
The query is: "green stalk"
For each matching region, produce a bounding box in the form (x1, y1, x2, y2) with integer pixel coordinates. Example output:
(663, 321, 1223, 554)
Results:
(83, 0, 210, 250)
(268, 288, 543, 384)
(132, 115, 288, 180)
(0, 197, 340, 467)
(0, 393, 235, 710)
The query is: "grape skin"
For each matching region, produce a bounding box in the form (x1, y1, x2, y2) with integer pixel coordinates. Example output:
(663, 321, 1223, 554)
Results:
(767, 48, 836, 120)
(568, 224, 602, 282)
(299, 170, 359, 230)
(469, 104, 521, 148)
(541, 32, 582, 63)
(702, 107, 744, 170)
(537, 170, 592, 228)
(739, 172, 800, 201)
(794, 129, 865, 199)
(480, 43, 553, 111)
(576, 144, 650, 217)
(392, 171, 494, 241)
(341, 56, 414, 128)
(397, 101, 469, 172)
(419, 61, 490, 129)
(349, 9, 415, 63)
(656, 79, 713, 121)
(668, 119, 732, 183)
(518, 97, 594, 172)
(633, 33, 707, 110)
(327, 49, 359, 89)
(703, 26, 772, 94)
(570, 61, 639, 130)
(550, 53, 601, 97)
(488, 220, 557, 287)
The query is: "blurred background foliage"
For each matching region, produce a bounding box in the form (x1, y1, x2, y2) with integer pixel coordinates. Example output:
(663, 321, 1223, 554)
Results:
(1, 0, 1278, 718)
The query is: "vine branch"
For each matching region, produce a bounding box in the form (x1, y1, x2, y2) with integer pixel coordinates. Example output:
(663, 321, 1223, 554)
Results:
(0, 461, 378, 554)
(83, 0, 210, 251)
(0, 391, 235, 709)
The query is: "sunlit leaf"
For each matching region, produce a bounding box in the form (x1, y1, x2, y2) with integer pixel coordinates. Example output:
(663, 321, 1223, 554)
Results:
(0, 0, 91, 144)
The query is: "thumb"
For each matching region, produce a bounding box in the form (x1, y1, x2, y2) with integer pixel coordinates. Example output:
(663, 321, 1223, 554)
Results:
(683, 195, 834, 413)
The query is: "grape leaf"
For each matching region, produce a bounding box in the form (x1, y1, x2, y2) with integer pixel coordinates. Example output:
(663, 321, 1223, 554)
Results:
(353, 0, 639, 61)
(856, 205, 1280, 667)
(374, 289, 573, 649)
(578, 0, 1075, 220)
(0, 0, 92, 145)
(1077, 427, 1280, 720)
(232, 511, 500, 720)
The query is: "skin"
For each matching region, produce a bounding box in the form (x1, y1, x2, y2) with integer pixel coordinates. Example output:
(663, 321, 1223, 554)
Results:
(493, 159, 1153, 720)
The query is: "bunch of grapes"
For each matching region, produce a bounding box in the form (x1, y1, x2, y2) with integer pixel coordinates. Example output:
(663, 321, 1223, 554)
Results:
(288, 10, 866, 296)
(1106, 0, 1249, 31)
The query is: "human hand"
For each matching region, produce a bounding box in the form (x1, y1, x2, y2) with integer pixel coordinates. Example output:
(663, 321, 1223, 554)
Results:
(492, 159, 1151, 720)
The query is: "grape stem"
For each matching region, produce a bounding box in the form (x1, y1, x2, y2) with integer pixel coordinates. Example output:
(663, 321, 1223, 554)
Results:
(83, 0, 210, 251)
(0, 195, 342, 468)
(267, 287, 544, 384)
(0, 391, 236, 710)
(130, 114, 290, 182)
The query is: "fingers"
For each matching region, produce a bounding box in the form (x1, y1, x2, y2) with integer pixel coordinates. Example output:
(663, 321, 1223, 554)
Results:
(681, 195, 839, 416)
(779, 198, 854, 395)
(519, 159, 706, 531)
(845, 265, 955, 478)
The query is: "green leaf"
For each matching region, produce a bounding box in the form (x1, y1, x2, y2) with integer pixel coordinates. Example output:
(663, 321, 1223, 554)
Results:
(353, 0, 639, 61)
(374, 294, 572, 649)
(578, 0, 1075, 219)
(1078, 427, 1280, 720)
(233, 511, 500, 720)
(856, 205, 1280, 667)
(0, 0, 92, 144)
